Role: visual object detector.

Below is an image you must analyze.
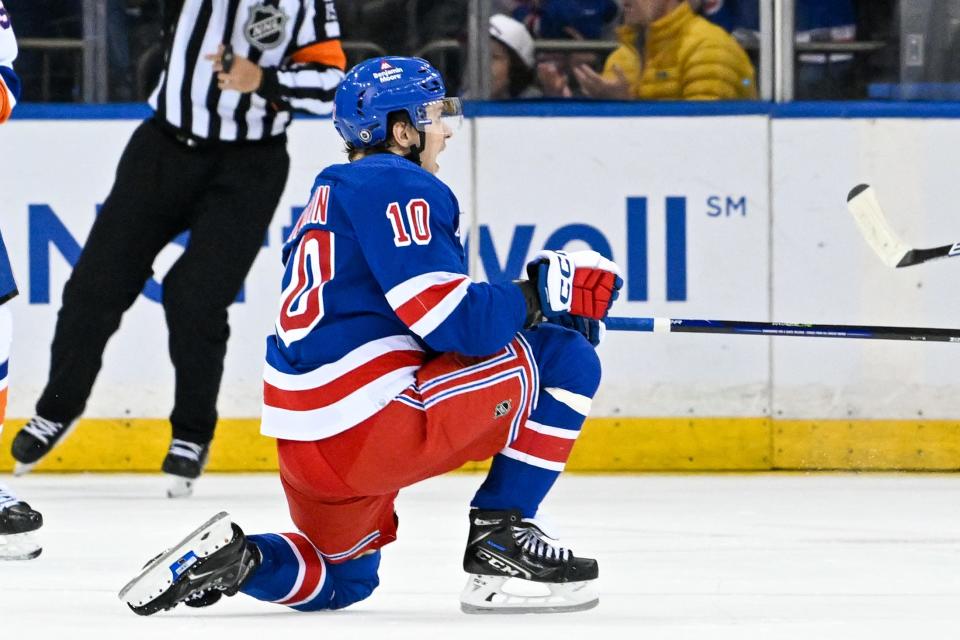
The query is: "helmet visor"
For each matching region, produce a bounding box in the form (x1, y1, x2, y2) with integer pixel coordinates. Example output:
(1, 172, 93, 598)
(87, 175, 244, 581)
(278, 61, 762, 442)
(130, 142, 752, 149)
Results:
(415, 97, 463, 137)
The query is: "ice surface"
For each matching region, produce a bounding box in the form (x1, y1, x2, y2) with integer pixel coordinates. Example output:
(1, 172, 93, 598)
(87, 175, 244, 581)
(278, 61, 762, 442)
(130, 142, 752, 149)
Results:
(1, 473, 958, 639)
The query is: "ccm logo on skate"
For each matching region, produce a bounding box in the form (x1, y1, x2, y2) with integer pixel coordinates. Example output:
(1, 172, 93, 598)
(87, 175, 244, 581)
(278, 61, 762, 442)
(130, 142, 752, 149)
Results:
(169, 551, 199, 582)
(477, 548, 524, 577)
(950, 243, 960, 257)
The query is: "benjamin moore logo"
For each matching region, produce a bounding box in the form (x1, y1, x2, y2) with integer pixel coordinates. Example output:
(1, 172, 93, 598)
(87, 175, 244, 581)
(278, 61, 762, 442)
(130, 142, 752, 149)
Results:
(373, 61, 403, 83)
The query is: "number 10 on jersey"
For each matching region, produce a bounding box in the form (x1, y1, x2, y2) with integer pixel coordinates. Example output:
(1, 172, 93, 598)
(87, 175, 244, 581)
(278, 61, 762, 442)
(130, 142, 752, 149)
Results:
(386, 199, 432, 247)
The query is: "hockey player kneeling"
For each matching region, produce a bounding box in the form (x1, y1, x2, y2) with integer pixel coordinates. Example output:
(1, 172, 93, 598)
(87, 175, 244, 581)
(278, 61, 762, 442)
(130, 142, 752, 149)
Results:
(120, 56, 622, 615)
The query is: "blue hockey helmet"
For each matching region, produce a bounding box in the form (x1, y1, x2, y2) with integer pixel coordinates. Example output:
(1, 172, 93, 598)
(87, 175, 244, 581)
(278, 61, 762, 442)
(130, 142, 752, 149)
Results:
(333, 56, 462, 148)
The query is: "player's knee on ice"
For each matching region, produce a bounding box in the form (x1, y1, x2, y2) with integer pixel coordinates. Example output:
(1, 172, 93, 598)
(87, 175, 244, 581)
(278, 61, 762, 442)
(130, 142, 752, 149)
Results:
(288, 551, 381, 612)
(242, 533, 381, 612)
(318, 552, 381, 611)
(525, 323, 602, 398)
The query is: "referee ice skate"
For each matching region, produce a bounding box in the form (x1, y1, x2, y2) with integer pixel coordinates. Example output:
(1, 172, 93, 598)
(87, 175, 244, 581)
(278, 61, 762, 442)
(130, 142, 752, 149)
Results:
(10, 0, 345, 498)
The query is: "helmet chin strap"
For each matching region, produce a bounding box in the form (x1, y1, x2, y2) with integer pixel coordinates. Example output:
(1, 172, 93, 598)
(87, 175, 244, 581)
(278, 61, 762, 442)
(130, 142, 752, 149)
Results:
(404, 130, 427, 166)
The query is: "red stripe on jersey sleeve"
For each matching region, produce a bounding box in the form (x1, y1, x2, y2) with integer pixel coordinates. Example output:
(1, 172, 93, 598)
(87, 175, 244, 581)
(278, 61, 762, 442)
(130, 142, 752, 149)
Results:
(393, 277, 467, 327)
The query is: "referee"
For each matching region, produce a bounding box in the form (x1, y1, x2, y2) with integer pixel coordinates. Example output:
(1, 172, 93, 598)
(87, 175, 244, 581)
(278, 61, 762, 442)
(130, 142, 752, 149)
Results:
(11, 0, 345, 498)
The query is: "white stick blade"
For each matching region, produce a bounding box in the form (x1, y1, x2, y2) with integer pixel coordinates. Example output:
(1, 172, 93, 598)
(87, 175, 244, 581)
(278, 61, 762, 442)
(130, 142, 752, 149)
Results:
(846, 184, 911, 268)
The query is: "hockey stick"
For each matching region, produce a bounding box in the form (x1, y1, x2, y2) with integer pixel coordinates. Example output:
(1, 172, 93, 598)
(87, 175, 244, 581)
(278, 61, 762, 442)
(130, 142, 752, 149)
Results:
(846, 184, 960, 268)
(605, 316, 960, 343)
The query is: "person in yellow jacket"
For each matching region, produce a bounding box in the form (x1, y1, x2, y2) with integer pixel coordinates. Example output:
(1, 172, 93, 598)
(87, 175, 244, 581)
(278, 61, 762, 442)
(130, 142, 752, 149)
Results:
(570, 0, 757, 100)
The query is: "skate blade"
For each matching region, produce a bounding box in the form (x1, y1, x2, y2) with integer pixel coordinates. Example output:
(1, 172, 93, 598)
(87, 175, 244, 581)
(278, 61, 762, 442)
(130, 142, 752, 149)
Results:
(0, 532, 43, 561)
(166, 474, 197, 499)
(118, 511, 232, 609)
(460, 574, 599, 614)
(12, 461, 38, 477)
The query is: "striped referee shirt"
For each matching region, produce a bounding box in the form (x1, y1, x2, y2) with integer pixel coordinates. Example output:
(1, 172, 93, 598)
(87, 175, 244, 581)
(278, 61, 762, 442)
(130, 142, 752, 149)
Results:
(151, 0, 345, 142)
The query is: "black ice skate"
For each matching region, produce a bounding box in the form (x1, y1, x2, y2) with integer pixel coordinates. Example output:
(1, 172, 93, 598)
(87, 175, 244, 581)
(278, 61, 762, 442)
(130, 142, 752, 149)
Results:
(460, 508, 599, 614)
(118, 511, 259, 616)
(11, 416, 75, 476)
(162, 438, 210, 499)
(0, 486, 43, 560)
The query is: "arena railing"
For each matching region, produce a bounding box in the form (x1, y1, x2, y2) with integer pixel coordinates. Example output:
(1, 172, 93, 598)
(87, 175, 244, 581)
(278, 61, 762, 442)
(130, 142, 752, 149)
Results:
(16, 38, 86, 102)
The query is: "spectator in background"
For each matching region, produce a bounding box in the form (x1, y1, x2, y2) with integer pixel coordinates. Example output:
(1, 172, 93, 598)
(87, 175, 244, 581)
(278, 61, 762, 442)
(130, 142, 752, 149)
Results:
(512, 0, 619, 40)
(489, 13, 540, 99)
(784, 0, 858, 100)
(571, 0, 756, 100)
(698, 0, 859, 100)
(513, 0, 619, 98)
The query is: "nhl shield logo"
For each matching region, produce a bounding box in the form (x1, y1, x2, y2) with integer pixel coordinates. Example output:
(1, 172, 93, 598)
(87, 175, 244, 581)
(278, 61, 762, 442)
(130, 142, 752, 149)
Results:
(244, 2, 288, 51)
(494, 400, 512, 419)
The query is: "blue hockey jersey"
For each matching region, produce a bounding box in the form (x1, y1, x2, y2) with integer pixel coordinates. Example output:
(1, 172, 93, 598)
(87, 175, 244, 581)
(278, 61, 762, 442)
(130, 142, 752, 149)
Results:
(261, 154, 528, 441)
(0, 229, 17, 306)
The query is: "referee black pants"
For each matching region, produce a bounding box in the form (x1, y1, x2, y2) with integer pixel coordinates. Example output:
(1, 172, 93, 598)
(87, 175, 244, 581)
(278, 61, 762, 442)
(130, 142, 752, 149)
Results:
(36, 119, 290, 446)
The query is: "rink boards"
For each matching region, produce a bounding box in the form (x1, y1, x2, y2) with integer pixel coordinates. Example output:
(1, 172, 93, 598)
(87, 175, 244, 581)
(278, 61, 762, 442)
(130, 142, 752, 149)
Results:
(1, 102, 959, 471)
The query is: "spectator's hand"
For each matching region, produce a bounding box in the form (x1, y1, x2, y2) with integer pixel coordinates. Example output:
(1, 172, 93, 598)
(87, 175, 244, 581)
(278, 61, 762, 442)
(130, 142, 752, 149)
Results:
(537, 62, 573, 98)
(573, 64, 631, 100)
(205, 44, 263, 93)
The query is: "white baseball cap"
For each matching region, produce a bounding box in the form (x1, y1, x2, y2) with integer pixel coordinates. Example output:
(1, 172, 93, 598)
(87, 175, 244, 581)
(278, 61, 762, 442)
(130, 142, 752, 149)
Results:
(489, 14, 536, 70)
